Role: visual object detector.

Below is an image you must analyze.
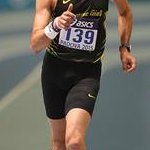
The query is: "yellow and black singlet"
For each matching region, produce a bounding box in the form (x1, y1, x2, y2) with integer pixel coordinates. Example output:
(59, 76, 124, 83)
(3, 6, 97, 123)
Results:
(47, 0, 109, 63)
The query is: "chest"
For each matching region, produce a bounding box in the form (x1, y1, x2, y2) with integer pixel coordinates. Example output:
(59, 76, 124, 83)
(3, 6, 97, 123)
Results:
(53, 0, 108, 17)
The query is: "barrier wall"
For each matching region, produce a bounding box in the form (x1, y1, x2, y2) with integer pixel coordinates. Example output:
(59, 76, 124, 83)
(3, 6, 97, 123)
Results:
(0, 0, 35, 10)
(0, 0, 149, 11)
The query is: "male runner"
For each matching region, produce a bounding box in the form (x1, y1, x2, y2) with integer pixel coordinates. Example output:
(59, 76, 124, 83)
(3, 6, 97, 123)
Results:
(30, 0, 137, 150)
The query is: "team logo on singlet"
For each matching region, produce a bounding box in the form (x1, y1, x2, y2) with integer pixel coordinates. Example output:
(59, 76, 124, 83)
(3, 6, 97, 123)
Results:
(63, 0, 71, 4)
(59, 18, 99, 51)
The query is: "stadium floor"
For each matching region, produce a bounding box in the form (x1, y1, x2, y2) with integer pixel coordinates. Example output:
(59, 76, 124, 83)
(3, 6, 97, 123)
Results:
(0, 2, 150, 150)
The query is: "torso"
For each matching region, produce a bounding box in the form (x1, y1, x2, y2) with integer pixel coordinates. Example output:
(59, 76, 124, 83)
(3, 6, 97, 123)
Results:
(47, 0, 109, 63)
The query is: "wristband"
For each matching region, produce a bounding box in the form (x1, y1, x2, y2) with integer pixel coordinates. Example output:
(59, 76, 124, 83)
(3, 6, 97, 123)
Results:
(44, 21, 60, 40)
(53, 17, 63, 30)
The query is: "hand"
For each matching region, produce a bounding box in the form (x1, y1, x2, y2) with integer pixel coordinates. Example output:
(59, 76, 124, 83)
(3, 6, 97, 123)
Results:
(54, 3, 76, 30)
(120, 47, 137, 73)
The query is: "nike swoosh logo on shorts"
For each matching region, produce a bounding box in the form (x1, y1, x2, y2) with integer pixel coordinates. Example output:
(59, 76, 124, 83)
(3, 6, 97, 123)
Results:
(63, 0, 71, 4)
(88, 93, 96, 99)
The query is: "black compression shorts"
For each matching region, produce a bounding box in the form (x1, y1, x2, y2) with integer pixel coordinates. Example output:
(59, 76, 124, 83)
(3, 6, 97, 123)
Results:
(41, 52, 102, 119)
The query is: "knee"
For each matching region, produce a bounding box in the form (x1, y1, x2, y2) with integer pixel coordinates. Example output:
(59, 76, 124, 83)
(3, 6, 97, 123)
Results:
(52, 139, 65, 150)
(66, 134, 84, 150)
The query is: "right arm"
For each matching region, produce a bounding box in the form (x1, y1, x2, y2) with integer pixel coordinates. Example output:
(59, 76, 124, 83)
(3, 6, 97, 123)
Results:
(30, 0, 53, 53)
(30, 0, 75, 54)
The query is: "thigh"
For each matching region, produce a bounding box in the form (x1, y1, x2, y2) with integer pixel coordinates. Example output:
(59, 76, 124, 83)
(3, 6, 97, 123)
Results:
(65, 108, 91, 140)
(42, 82, 67, 119)
(65, 77, 100, 116)
(41, 54, 68, 119)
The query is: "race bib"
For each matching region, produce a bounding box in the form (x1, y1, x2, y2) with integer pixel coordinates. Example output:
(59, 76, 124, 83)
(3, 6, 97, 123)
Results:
(59, 18, 98, 51)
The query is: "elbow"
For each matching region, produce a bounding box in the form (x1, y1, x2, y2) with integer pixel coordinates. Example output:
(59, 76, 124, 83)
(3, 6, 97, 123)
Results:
(126, 7, 132, 18)
(30, 40, 41, 54)
(122, 6, 132, 18)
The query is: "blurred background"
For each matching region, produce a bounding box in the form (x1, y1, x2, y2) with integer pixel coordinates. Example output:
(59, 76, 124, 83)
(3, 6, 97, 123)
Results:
(0, 0, 149, 150)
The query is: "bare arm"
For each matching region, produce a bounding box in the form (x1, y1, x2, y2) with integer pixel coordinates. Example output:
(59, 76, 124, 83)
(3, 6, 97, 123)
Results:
(110, 0, 132, 45)
(30, 0, 53, 53)
(30, 0, 76, 54)
(110, 0, 137, 72)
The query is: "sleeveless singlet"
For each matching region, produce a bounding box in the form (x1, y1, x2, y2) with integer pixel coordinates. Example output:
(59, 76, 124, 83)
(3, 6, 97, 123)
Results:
(47, 0, 109, 63)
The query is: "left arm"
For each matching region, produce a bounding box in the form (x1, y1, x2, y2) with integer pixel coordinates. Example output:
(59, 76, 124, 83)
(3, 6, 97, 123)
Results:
(110, 0, 137, 73)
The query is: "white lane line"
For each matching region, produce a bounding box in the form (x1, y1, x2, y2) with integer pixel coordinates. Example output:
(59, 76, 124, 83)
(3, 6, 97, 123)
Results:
(0, 62, 42, 113)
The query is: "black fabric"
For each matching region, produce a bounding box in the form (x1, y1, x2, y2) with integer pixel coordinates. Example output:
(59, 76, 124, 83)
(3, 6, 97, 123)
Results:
(47, 0, 109, 62)
(41, 52, 102, 119)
